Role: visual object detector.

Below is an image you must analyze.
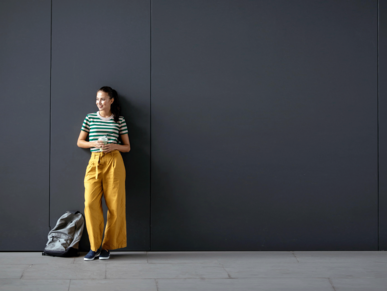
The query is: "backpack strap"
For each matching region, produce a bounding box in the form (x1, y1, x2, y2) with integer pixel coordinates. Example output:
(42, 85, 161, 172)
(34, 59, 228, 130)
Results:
(67, 210, 81, 215)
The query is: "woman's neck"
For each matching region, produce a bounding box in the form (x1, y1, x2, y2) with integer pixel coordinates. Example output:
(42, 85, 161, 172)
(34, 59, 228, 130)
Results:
(99, 110, 112, 117)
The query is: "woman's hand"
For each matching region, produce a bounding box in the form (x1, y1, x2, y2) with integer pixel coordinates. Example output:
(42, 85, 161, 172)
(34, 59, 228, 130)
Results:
(102, 143, 116, 153)
(93, 141, 105, 151)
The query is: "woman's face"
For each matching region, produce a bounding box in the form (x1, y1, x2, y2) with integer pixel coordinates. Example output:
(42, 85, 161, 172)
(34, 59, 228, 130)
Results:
(96, 90, 114, 111)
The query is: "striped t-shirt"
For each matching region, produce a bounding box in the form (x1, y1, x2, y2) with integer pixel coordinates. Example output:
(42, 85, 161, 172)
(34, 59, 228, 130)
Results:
(81, 111, 129, 152)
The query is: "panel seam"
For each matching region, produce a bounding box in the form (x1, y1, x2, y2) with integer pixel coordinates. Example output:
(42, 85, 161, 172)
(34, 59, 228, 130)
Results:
(49, 0, 52, 230)
(377, 0, 380, 250)
(150, 0, 152, 251)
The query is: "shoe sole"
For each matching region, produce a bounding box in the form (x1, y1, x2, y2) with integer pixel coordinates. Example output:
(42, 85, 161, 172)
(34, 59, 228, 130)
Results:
(99, 255, 110, 260)
(84, 252, 101, 261)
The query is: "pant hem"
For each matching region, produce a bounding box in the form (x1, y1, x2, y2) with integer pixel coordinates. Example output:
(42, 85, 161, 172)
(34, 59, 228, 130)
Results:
(101, 242, 127, 250)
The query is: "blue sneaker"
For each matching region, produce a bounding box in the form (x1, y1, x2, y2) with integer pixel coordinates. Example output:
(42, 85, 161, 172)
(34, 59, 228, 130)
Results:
(84, 249, 101, 261)
(99, 249, 110, 260)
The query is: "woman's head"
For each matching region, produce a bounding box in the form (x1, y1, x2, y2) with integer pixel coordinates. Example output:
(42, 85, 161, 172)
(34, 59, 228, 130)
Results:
(96, 86, 121, 123)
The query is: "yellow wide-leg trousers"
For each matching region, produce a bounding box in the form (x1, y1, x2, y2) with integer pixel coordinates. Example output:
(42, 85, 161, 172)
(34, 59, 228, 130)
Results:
(84, 149, 127, 251)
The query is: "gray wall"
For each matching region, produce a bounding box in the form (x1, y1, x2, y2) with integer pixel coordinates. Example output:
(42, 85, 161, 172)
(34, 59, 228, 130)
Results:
(151, 0, 379, 251)
(380, 0, 387, 250)
(0, 0, 51, 251)
(0, 0, 385, 251)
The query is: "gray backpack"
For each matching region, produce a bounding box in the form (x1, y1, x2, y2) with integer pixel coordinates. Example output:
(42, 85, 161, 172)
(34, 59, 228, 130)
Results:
(42, 210, 85, 257)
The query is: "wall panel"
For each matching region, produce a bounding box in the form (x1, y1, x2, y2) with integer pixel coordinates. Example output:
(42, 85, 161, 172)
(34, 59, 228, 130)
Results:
(151, 0, 378, 250)
(0, 0, 51, 250)
(50, 0, 150, 251)
(379, 0, 387, 250)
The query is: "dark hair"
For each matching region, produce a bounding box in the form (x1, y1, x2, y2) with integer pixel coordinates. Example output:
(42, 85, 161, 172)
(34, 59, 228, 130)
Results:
(98, 86, 121, 123)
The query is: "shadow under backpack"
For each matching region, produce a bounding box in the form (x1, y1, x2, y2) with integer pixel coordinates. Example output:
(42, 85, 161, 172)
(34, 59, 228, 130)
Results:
(42, 210, 85, 257)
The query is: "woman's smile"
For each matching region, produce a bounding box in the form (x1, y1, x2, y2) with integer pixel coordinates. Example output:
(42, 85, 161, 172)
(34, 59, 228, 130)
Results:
(96, 90, 113, 112)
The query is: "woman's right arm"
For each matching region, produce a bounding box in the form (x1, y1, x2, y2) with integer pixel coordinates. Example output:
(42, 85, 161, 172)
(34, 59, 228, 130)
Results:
(77, 131, 101, 149)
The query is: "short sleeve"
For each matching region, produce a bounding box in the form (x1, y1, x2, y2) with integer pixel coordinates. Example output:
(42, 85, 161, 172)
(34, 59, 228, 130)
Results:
(119, 116, 128, 135)
(81, 114, 90, 133)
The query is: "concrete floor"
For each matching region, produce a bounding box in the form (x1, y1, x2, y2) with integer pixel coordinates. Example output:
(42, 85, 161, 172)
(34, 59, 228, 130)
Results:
(0, 251, 387, 290)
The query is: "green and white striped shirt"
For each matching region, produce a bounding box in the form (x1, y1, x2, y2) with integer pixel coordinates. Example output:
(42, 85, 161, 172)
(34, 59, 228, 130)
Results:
(81, 111, 129, 152)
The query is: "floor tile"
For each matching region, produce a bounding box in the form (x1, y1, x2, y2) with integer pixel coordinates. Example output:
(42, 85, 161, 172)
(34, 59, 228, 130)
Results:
(222, 261, 387, 278)
(0, 253, 74, 265)
(22, 263, 105, 279)
(330, 277, 387, 291)
(0, 279, 69, 291)
(106, 263, 228, 279)
(157, 278, 334, 291)
(294, 251, 387, 263)
(0, 265, 30, 279)
(69, 279, 157, 291)
(213, 251, 298, 263)
(147, 251, 223, 265)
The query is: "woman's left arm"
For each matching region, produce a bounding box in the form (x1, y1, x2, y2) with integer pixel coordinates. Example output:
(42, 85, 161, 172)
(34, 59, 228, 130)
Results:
(104, 134, 131, 153)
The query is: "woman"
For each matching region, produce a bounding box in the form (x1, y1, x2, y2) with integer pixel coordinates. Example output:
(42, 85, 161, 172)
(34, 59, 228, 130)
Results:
(77, 86, 131, 261)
